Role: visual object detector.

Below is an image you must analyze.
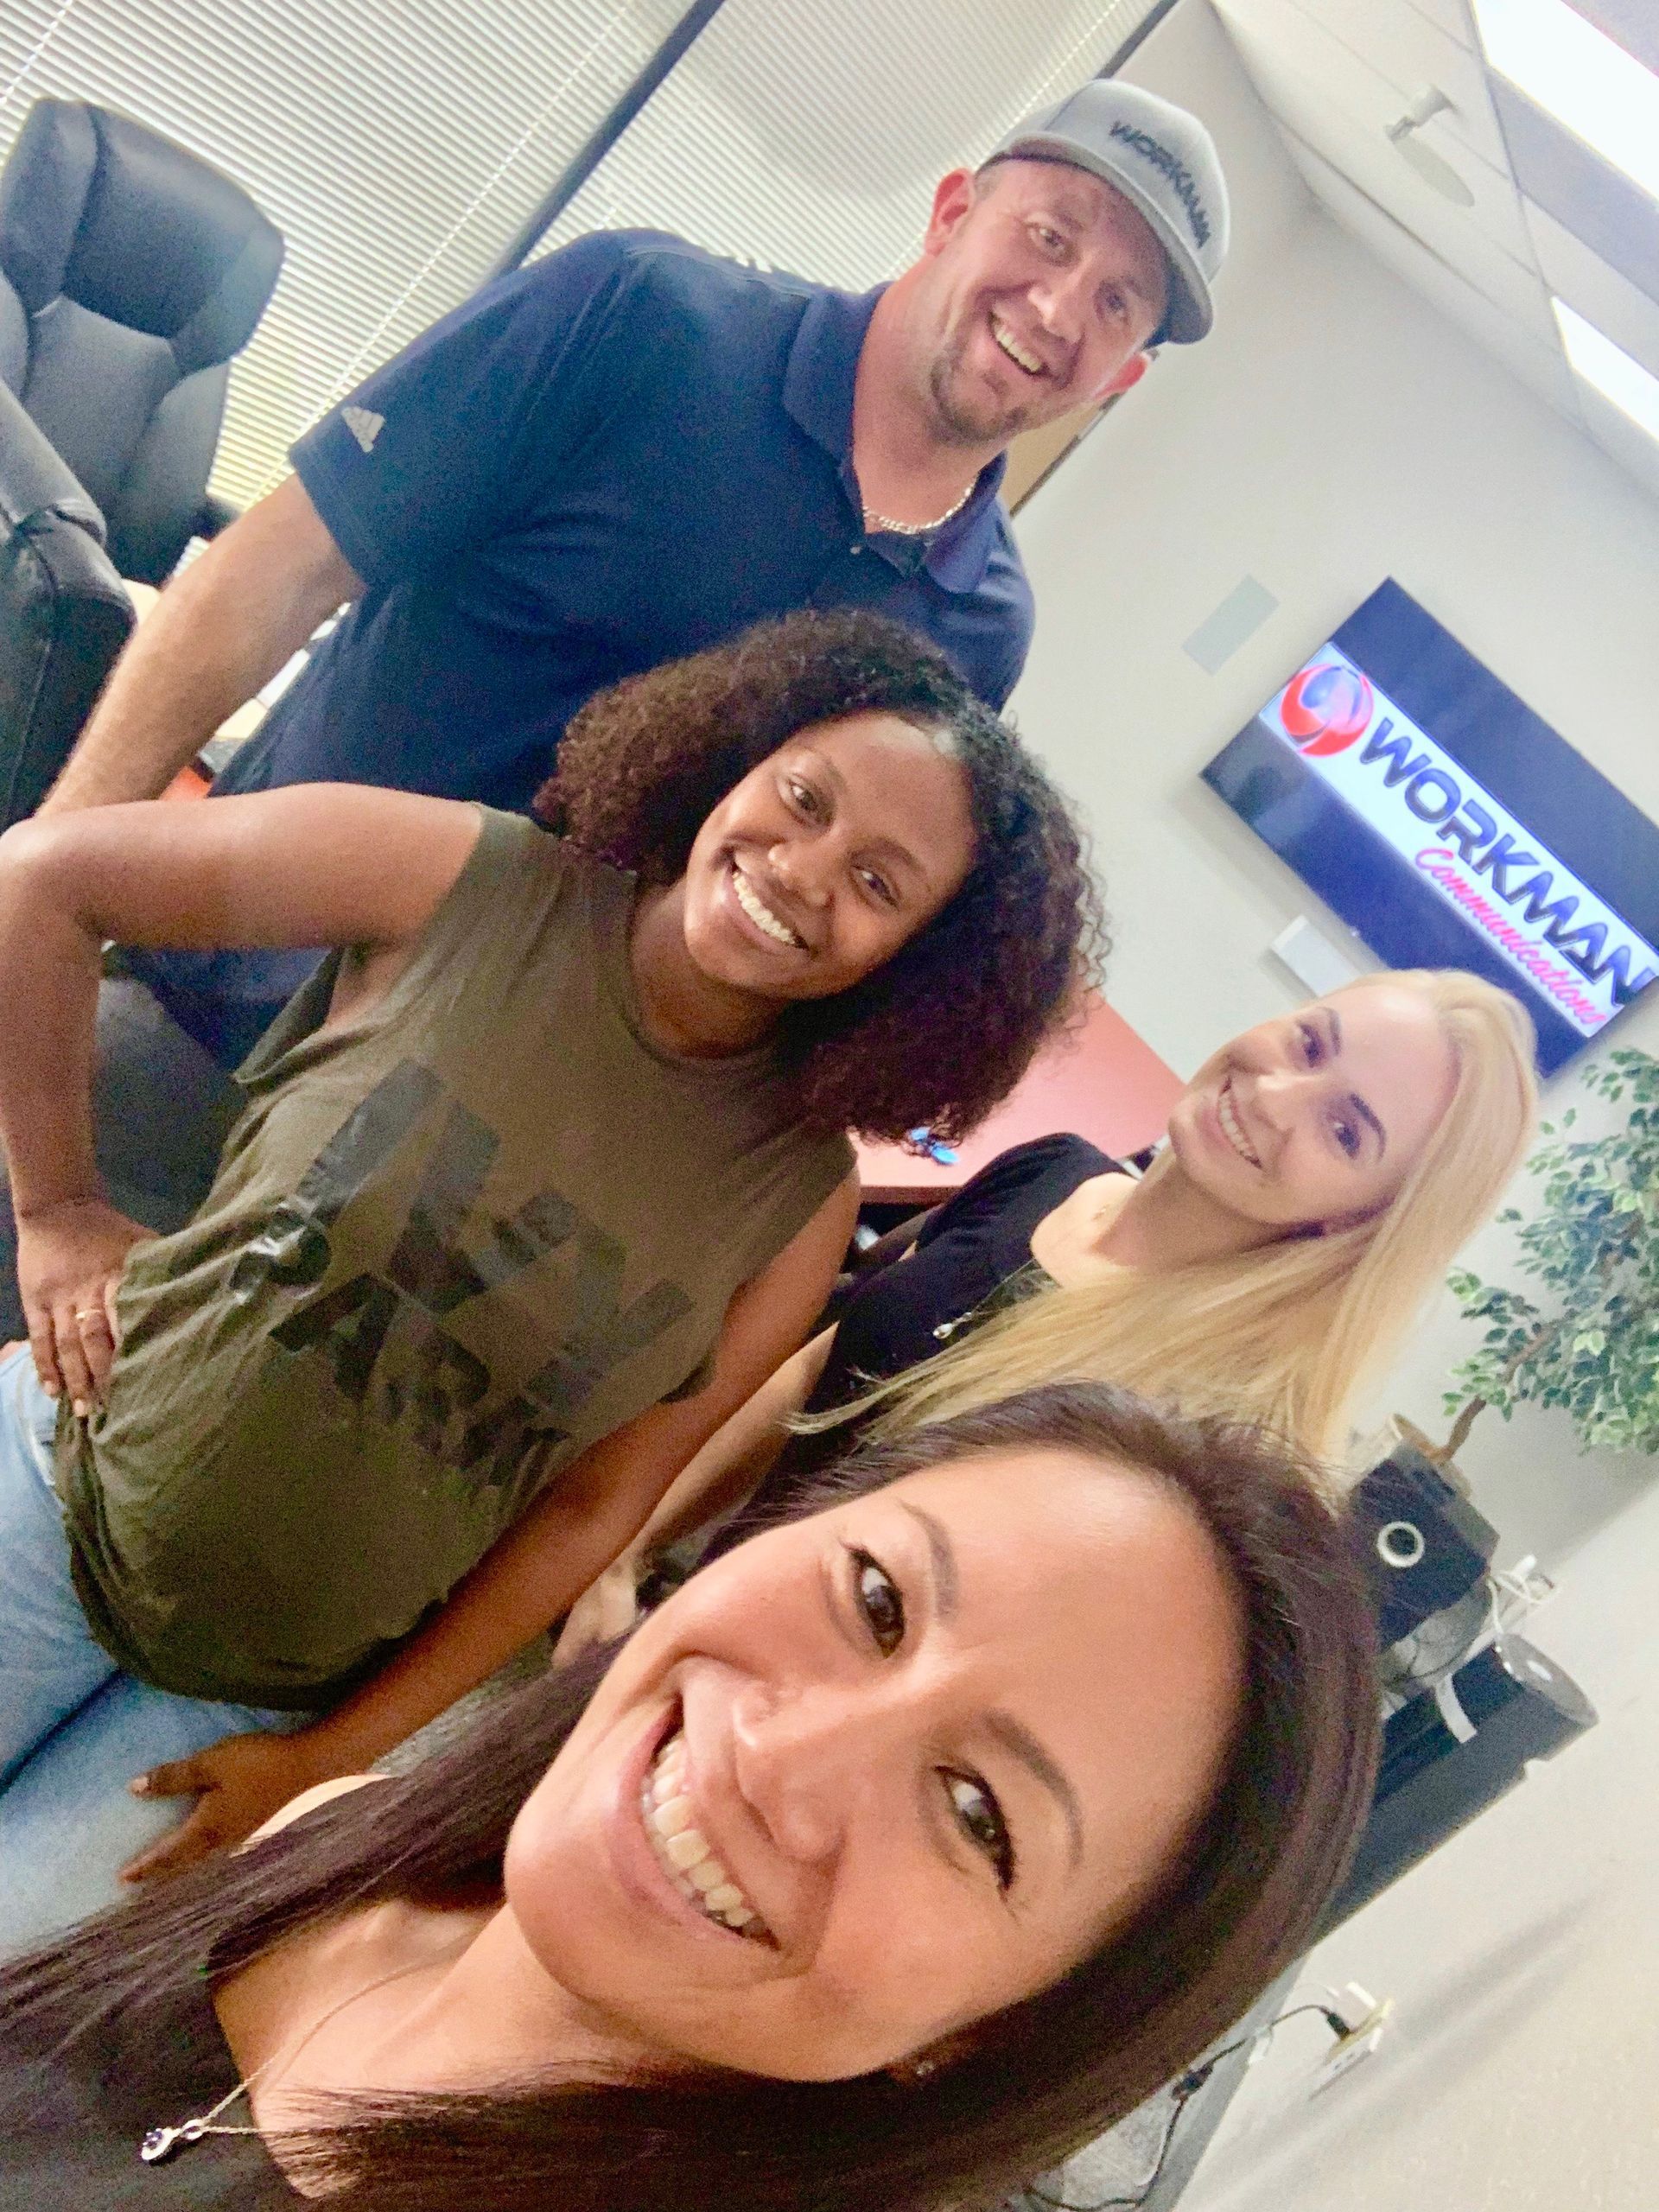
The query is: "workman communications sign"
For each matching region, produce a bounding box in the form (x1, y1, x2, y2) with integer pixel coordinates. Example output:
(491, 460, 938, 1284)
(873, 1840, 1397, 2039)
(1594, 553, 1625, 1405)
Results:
(1262, 646, 1658, 1038)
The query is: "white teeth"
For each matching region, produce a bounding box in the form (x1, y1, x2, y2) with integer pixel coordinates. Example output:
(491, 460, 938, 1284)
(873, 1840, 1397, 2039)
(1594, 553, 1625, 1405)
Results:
(639, 1730, 772, 1941)
(652, 1792, 695, 1836)
(992, 316, 1044, 375)
(732, 865, 804, 948)
(1218, 1081, 1262, 1168)
(665, 1827, 709, 1871)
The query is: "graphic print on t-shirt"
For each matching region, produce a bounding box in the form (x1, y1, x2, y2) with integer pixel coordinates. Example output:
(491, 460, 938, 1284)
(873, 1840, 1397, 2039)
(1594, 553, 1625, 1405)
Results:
(229, 1057, 693, 1492)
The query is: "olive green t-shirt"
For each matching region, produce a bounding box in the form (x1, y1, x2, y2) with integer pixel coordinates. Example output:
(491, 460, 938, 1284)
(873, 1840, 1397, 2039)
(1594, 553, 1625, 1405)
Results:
(56, 810, 851, 1708)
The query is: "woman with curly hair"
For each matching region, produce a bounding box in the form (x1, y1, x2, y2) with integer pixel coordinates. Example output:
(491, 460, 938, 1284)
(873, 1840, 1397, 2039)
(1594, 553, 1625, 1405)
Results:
(0, 608, 1098, 1946)
(0, 1383, 1381, 2212)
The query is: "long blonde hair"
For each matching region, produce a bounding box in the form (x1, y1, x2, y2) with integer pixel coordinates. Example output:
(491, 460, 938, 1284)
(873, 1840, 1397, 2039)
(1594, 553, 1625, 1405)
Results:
(845, 971, 1539, 1464)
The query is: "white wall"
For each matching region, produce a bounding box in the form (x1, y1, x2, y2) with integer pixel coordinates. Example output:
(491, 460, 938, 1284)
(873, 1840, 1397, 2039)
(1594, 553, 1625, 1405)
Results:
(1009, 0, 1659, 1567)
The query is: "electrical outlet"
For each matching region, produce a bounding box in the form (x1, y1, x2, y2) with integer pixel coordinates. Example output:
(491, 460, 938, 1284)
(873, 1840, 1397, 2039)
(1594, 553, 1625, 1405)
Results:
(1310, 1999, 1394, 2095)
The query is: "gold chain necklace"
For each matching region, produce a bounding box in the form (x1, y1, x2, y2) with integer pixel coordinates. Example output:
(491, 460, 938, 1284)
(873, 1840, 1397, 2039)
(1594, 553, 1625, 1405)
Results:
(861, 480, 976, 537)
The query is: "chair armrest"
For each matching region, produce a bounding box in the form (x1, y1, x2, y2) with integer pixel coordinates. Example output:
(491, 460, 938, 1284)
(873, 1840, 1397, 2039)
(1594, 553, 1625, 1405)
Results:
(0, 378, 108, 545)
(0, 382, 134, 827)
(195, 489, 240, 539)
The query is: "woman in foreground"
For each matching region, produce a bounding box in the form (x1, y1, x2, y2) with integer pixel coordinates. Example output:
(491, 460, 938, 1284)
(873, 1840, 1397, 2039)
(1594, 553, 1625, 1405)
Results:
(573, 968, 1536, 1628)
(0, 610, 1096, 1936)
(0, 1382, 1379, 2211)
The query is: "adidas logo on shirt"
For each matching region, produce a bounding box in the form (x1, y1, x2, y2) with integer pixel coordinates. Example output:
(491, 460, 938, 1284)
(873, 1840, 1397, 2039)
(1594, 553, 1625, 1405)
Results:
(342, 404, 385, 454)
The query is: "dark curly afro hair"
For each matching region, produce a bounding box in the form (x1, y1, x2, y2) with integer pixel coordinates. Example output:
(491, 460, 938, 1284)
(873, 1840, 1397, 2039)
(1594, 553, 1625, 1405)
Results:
(535, 608, 1106, 1142)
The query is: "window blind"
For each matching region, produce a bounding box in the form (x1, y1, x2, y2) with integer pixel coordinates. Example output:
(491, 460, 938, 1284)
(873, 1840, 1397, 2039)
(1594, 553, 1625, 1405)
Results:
(0, 0, 690, 507)
(529, 0, 1169, 285)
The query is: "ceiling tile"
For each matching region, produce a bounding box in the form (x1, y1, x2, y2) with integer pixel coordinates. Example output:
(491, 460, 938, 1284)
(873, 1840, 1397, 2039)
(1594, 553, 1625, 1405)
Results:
(1395, 0, 1478, 49)
(1215, 0, 1659, 512)
(1491, 78, 1659, 304)
(1215, 0, 1535, 263)
(1526, 200, 1659, 381)
(1569, 1, 1659, 75)
(1285, 0, 1510, 170)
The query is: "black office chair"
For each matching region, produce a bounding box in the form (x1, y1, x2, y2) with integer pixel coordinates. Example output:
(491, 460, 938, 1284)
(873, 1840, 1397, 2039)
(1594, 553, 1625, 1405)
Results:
(0, 99, 283, 825)
(0, 97, 284, 581)
(0, 378, 135, 825)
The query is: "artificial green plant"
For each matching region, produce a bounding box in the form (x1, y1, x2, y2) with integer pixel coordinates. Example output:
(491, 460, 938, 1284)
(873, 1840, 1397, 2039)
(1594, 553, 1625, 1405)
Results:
(1434, 1046, 1659, 1463)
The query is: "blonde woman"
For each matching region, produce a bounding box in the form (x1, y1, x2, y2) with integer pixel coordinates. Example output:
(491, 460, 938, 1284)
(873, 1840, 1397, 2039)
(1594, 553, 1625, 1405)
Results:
(570, 970, 1537, 1634)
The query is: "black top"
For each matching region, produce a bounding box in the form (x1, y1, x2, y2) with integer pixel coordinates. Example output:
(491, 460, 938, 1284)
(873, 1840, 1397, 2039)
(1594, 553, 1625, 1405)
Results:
(0, 1977, 291, 2209)
(737, 1135, 1121, 1527)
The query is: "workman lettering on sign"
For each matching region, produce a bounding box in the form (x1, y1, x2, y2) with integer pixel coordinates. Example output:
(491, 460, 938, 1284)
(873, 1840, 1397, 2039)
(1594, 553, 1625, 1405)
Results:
(0, 79, 1230, 1336)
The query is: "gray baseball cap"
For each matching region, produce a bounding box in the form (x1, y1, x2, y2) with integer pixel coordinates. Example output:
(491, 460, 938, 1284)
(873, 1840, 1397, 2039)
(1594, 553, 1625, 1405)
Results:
(985, 79, 1230, 344)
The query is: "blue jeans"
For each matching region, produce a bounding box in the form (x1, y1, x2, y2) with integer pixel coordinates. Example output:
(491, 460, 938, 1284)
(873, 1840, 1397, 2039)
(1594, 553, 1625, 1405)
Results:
(0, 1346, 286, 1951)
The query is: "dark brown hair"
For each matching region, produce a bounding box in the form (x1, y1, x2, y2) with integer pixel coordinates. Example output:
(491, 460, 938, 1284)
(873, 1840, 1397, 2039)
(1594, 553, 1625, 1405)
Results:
(1, 1384, 1377, 2211)
(534, 608, 1104, 1141)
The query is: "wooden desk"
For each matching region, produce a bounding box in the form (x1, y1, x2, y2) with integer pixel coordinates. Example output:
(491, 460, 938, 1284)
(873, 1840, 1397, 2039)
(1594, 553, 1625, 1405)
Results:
(855, 992, 1184, 1205)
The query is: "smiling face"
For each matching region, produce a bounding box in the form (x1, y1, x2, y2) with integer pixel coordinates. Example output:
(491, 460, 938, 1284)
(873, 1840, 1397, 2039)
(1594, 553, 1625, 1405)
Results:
(1166, 983, 1461, 1236)
(502, 1448, 1244, 2082)
(675, 710, 977, 1009)
(907, 158, 1170, 447)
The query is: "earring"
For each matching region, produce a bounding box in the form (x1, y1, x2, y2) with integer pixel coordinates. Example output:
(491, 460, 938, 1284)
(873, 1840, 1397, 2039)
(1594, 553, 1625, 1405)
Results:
(888, 2052, 938, 2087)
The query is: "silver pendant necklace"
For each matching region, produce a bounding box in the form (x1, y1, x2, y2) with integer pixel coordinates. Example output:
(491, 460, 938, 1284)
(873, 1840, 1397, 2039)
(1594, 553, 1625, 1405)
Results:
(930, 1258, 1050, 1344)
(141, 1944, 462, 2165)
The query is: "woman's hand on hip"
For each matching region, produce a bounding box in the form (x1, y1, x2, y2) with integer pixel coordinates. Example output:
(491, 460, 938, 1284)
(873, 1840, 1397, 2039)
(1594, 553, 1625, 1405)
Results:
(122, 1729, 335, 1882)
(16, 1197, 154, 1410)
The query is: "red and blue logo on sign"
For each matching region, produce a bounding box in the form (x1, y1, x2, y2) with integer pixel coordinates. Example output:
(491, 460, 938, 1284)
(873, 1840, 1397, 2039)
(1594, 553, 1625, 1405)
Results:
(1280, 664, 1373, 756)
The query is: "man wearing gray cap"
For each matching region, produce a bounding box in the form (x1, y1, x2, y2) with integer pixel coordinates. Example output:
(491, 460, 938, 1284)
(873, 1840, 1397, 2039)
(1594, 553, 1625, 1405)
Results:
(8, 79, 1229, 1335)
(855, 79, 1227, 523)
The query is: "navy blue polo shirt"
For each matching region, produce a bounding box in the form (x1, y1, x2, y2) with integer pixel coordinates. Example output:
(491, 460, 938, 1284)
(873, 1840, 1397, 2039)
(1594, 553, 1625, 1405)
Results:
(135, 231, 1033, 1065)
